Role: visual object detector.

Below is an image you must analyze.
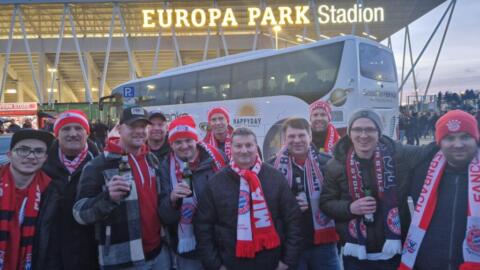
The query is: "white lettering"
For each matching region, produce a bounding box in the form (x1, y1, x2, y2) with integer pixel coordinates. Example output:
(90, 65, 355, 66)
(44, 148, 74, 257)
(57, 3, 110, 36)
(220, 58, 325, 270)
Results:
(191, 9, 206, 27)
(175, 9, 190, 27)
(222, 8, 238, 26)
(278, 6, 294, 25)
(208, 8, 222, 27)
(318, 5, 329, 24)
(261, 7, 277, 25)
(247, 7, 261, 26)
(158, 9, 172, 28)
(295, 6, 310, 24)
(142, 10, 155, 28)
(254, 208, 271, 227)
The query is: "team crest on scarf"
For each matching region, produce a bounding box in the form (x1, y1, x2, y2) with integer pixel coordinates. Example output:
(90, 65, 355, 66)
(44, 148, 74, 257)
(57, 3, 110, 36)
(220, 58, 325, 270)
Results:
(466, 225, 480, 255)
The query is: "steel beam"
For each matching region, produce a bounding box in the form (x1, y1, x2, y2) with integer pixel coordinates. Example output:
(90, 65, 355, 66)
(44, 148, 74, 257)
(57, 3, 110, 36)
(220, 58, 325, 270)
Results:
(0, 5, 17, 103)
(100, 5, 115, 98)
(48, 3, 66, 105)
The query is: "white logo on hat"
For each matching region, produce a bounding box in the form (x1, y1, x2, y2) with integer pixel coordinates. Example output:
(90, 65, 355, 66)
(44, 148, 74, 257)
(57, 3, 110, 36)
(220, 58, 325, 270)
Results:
(131, 107, 145, 115)
(446, 119, 461, 132)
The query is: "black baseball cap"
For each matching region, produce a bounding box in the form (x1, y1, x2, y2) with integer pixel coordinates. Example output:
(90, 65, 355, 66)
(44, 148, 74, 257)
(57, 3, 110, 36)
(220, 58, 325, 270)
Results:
(148, 109, 167, 121)
(10, 129, 55, 150)
(120, 106, 151, 125)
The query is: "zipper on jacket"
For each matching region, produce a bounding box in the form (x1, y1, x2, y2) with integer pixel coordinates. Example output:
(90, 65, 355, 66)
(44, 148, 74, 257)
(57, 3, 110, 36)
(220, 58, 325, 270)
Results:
(448, 176, 460, 270)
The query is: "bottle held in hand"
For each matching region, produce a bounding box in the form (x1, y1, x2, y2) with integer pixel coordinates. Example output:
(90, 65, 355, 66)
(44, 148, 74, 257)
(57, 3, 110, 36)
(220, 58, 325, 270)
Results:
(118, 153, 132, 198)
(363, 188, 375, 224)
(182, 161, 193, 197)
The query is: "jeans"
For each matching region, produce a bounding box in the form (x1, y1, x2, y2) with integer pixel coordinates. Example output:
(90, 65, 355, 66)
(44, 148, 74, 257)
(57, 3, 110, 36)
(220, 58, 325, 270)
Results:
(177, 256, 203, 270)
(297, 243, 341, 270)
(343, 255, 400, 270)
(116, 244, 172, 270)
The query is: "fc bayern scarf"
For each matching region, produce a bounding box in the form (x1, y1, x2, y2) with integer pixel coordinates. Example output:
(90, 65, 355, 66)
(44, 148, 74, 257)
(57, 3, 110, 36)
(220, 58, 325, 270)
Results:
(231, 155, 280, 258)
(344, 143, 402, 259)
(399, 150, 480, 270)
(169, 142, 225, 253)
(203, 125, 233, 160)
(59, 144, 88, 174)
(324, 123, 340, 155)
(0, 165, 51, 270)
(273, 145, 338, 244)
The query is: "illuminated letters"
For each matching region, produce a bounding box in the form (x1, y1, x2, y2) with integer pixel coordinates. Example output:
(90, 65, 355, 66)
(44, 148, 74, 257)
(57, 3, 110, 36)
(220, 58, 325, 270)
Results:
(191, 9, 206, 27)
(142, 10, 155, 28)
(208, 8, 222, 27)
(261, 7, 277, 25)
(247, 7, 261, 26)
(222, 8, 238, 26)
(295, 6, 310, 24)
(278, 6, 294, 25)
(318, 4, 384, 24)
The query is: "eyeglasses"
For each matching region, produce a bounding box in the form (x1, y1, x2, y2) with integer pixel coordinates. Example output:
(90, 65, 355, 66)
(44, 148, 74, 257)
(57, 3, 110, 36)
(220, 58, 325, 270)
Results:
(13, 147, 47, 158)
(350, 127, 378, 135)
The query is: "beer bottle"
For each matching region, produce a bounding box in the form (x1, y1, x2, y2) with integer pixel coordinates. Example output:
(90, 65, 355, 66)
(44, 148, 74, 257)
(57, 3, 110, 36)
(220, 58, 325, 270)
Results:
(182, 161, 193, 197)
(295, 176, 307, 204)
(118, 153, 132, 198)
(363, 188, 374, 224)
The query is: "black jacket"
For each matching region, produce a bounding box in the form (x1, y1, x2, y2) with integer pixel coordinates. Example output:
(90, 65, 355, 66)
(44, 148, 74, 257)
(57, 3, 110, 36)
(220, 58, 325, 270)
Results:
(149, 139, 171, 164)
(41, 140, 99, 270)
(319, 135, 433, 253)
(267, 149, 332, 249)
(194, 164, 303, 270)
(408, 143, 472, 270)
(158, 146, 227, 260)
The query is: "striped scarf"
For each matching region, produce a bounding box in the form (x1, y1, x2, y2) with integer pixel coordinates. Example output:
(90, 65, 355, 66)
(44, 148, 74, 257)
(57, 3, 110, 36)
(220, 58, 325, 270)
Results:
(0, 165, 51, 270)
(274, 145, 338, 245)
(231, 155, 280, 258)
(323, 123, 340, 155)
(203, 125, 233, 160)
(399, 150, 480, 270)
(59, 144, 88, 174)
(169, 142, 225, 253)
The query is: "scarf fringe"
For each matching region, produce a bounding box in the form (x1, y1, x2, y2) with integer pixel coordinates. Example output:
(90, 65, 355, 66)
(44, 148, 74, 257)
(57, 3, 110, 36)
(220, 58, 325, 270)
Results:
(382, 239, 402, 255)
(459, 262, 480, 270)
(254, 232, 280, 251)
(343, 243, 367, 260)
(236, 241, 255, 258)
(178, 238, 196, 254)
(314, 228, 339, 244)
(398, 263, 410, 270)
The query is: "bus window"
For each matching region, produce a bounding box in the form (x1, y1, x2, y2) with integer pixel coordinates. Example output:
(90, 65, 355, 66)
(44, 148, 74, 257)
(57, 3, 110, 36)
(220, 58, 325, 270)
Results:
(266, 42, 343, 102)
(198, 66, 231, 102)
(171, 73, 197, 104)
(359, 43, 397, 82)
(231, 59, 264, 99)
(141, 78, 170, 105)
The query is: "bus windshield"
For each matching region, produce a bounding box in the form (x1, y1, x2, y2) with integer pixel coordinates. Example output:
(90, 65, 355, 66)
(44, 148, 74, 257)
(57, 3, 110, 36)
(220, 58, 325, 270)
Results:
(359, 43, 397, 82)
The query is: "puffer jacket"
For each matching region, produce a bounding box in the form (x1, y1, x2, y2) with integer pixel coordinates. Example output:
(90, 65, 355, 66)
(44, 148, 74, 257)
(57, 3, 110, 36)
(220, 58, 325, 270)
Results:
(194, 164, 303, 270)
(41, 140, 99, 270)
(158, 145, 227, 260)
(319, 135, 435, 252)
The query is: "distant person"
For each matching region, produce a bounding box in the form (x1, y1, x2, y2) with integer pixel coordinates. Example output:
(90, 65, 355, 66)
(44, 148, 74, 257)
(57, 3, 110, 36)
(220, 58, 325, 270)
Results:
(22, 118, 33, 129)
(147, 110, 171, 164)
(7, 119, 21, 133)
(309, 100, 340, 155)
(203, 106, 234, 160)
(92, 119, 109, 151)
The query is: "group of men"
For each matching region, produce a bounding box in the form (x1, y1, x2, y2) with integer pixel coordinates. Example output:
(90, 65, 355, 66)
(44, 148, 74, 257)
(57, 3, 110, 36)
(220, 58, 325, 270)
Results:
(1, 99, 479, 270)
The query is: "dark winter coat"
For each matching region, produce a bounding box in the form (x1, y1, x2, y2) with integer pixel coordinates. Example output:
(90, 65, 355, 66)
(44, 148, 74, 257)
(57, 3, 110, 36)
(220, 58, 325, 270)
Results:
(41, 140, 99, 270)
(319, 135, 434, 253)
(194, 164, 303, 270)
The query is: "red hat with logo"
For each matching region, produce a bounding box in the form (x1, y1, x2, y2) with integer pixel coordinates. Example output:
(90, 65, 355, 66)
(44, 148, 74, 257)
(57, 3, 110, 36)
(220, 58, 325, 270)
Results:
(435, 109, 479, 144)
(207, 106, 230, 124)
(54, 109, 90, 137)
(168, 115, 198, 144)
(309, 100, 332, 121)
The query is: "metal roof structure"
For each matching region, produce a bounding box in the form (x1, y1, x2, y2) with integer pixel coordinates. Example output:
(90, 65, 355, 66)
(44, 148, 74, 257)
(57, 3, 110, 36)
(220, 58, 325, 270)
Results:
(0, 0, 447, 104)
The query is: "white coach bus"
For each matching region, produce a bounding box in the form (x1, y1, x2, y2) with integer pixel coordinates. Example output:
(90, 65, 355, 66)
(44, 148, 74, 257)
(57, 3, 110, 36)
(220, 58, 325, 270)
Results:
(100, 35, 399, 158)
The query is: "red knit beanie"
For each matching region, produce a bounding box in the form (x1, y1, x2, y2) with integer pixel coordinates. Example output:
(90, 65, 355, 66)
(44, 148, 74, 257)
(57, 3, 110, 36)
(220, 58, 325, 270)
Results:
(168, 115, 198, 144)
(54, 109, 90, 137)
(208, 106, 230, 124)
(435, 110, 479, 144)
(309, 100, 332, 121)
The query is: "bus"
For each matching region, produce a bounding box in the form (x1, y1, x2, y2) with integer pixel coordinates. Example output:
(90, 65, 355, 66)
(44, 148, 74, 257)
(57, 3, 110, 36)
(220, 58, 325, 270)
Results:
(100, 35, 399, 158)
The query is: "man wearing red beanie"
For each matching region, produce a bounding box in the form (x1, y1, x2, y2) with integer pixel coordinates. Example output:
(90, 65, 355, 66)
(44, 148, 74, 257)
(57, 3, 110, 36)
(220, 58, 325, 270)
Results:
(159, 115, 227, 270)
(401, 110, 480, 270)
(42, 109, 100, 270)
(203, 106, 234, 160)
(309, 100, 340, 155)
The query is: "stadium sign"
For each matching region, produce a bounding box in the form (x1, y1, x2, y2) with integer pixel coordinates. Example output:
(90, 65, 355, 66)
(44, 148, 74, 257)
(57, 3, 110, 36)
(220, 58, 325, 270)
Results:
(142, 4, 385, 28)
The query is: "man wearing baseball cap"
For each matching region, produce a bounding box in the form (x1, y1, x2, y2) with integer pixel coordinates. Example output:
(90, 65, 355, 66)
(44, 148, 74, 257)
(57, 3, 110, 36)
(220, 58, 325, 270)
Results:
(42, 109, 100, 270)
(400, 110, 480, 270)
(147, 110, 171, 163)
(320, 109, 432, 270)
(74, 106, 171, 269)
(203, 106, 234, 160)
(159, 115, 226, 269)
(0, 129, 55, 269)
(309, 100, 340, 155)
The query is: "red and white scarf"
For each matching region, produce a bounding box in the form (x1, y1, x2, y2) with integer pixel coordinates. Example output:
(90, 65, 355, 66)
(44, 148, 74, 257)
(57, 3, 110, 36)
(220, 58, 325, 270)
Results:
(323, 123, 340, 155)
(0, 165, 51, 270)
(203, 125, 233, 160)
(59, 144, 88, 174)
(273, 145, 338, 244)
(169, 142, 225, 253)
(399, 150, 480, 270)
(344, 144, 402, 259)
(231, 155, 280, 258)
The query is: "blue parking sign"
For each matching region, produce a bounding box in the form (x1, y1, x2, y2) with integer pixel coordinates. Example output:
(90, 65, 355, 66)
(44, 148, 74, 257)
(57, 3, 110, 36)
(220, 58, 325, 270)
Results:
(123, 86, 135, 97)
